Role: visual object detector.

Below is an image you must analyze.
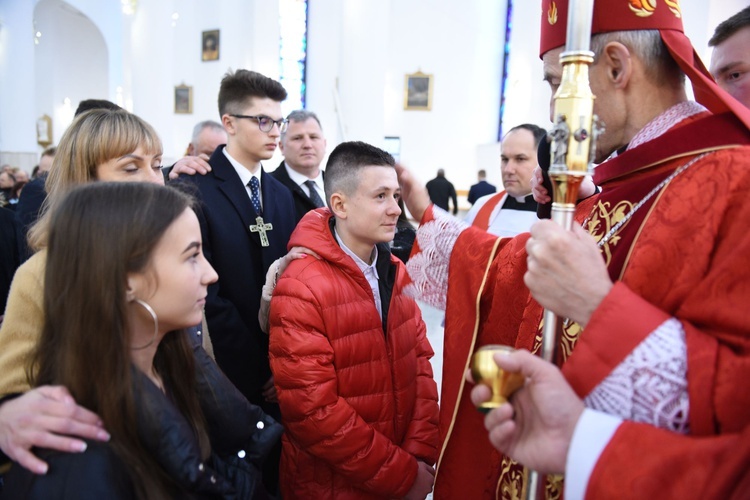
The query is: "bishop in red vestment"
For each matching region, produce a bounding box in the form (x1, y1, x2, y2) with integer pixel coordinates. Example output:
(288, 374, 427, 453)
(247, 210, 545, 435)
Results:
(399, 1, 750, 498)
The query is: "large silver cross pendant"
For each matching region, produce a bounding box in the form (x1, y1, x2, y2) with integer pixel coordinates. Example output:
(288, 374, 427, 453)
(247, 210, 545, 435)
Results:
(249, 216, 273, 247)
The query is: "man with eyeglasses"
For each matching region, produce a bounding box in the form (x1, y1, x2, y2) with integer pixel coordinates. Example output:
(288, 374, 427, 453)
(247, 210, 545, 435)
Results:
(180, 69, 296, 495)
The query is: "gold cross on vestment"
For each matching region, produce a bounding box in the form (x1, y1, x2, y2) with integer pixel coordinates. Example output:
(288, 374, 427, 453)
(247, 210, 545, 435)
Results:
(249, 216, 273, 247)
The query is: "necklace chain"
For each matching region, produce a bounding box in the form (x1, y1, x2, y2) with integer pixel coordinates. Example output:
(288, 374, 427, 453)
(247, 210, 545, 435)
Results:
(593, 153, 710, 248)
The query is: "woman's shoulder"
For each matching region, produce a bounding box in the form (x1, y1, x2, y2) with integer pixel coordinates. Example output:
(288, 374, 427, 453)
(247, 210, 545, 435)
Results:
(13, 250, 47, 283)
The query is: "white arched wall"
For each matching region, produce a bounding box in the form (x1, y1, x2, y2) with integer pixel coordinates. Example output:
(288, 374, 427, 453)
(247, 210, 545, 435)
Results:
(34, 0, 109, 146)
(0, 0, 109, 171)
(0, 0, 741, 178)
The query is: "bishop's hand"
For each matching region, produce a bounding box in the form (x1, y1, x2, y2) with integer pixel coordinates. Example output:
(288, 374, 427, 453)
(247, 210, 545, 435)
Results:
(468, 349, 584, 474)
(524, 220, 612, 328)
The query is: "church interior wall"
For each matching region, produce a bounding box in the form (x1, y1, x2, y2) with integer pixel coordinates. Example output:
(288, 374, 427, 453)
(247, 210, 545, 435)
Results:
(0, 0, 737, 191)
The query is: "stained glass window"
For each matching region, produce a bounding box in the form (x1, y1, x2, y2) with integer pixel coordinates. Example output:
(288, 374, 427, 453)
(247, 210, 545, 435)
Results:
(498, 0, 513, 141)
(279, 0, 308, 115)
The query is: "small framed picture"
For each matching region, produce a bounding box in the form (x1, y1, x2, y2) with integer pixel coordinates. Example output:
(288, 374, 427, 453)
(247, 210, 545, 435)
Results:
(404, 71, 433, 111)
(202, 30, 220, 61)
(36, 114, 53, 147)
(174, 85, 193, 114)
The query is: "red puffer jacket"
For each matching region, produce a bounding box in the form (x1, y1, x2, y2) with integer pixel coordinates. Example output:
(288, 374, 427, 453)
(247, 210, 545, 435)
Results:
(269, 209, 439, 499)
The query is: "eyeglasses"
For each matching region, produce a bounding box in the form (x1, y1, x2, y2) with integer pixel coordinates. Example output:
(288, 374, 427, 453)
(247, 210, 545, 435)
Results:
(230, 114, 288, 133)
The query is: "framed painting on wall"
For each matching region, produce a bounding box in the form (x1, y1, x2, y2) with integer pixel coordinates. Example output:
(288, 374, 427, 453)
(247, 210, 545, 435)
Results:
(202, 30, 220, 61)
(404, 71, 433, 111)
(174, 85, 193, 114)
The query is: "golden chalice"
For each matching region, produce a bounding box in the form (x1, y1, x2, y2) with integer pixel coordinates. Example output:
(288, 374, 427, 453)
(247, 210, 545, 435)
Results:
(470, 345, 525, 413)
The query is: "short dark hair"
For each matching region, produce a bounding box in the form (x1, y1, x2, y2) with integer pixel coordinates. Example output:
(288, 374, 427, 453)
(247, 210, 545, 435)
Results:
(506, 123, 547, 148)
(75, 99, 122, 117)
(324, 141, 395, 203)
(709, 6, 750, 47)
(41, 146, 57, 158)
(218, 69, 287, 116)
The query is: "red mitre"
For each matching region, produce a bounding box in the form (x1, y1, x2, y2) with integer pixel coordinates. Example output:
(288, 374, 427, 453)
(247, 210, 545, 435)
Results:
(539, 0, 750, 130)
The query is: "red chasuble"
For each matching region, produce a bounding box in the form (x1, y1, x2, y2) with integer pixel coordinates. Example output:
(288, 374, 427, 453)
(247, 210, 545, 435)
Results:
(431, 111, 750, 500)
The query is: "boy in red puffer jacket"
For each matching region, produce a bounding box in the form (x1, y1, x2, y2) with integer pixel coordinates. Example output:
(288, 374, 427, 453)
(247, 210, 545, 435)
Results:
(269, 141, 439, 499)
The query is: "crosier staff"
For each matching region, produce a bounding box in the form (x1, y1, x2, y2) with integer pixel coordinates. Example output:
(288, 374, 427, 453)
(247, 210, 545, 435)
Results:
(527, 0, 597, 498)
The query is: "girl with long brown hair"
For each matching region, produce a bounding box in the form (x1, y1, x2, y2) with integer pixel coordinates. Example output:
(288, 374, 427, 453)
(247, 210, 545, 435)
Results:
(3, 182, 278, 498)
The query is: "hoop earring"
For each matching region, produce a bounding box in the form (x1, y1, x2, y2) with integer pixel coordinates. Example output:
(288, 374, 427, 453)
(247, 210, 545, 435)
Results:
(131, 299, 159, 350)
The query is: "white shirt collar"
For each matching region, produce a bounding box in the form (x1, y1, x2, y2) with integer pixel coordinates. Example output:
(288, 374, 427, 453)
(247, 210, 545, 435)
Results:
(223, 147, 262, 190)
(335, 228, 382, 317)
(334, 229, 379, 276)
(284, 162, 324, 197)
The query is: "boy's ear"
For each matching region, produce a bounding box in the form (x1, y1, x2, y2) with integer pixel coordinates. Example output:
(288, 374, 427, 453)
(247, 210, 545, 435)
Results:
(330, 192, 347, 219)
(221, 114, 236, 135)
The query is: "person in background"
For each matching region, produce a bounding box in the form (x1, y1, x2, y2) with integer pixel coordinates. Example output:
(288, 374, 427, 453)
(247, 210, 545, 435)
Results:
(391, 197, 416, 263)
(709, 6, 750, 110)
(15, 147, 57, 261)
(272, 109, 328, 223)
(0, 171, 16, 209)
(425, 168, 458, 215)
(9, 169, 29, 185)
(467, 169, 496, 205)
(164, 120, 227, 180)
(0, 207, 19, 324)
(465, 124, 546, 237)
(269, 141, 439, 499)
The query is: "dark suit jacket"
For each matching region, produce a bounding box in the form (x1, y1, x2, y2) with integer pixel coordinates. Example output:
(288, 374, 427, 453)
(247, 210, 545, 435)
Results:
(1, 207, 20, 315)
(180, 147, 296, 415)
(15, 175, 47, 261)
(467, 180, 497, 205)
(270, 161, 325, 223)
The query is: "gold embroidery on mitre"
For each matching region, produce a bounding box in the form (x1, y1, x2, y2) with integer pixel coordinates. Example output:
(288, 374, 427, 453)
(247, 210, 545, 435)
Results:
(628, 0, 657, 17)
(586, 199, 633, 266)
(665, 0, 682, 18)
(548, 1, 558, 25)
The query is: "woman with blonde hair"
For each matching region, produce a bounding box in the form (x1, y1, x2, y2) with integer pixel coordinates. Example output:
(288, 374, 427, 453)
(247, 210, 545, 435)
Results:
(2, 182, 278, 498)
(0, 108, 178, 475)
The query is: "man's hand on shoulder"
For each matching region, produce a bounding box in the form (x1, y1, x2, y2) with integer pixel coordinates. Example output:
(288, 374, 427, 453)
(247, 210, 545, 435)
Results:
(169, 154, 213, 179)
(0, 386, 110, 474)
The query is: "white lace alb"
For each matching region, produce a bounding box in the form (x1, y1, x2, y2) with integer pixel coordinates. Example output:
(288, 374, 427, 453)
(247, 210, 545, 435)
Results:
(584, 318, 690, 434)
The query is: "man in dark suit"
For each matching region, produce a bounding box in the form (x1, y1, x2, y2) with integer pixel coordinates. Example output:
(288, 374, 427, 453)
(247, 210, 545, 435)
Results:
(183, 70, 296, 417)
(271, 109, 327, 222)
(425, 168, 458, 215)
(0, 207, 19, 322)
(15, 147, 55, 261)
(466, 169, 496, 205)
